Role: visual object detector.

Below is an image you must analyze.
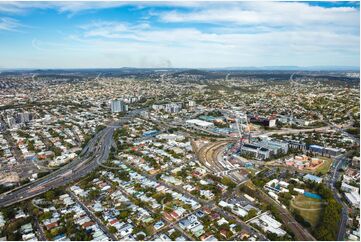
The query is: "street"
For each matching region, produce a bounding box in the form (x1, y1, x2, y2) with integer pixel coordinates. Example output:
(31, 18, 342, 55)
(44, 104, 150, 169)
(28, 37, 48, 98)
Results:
(0, 118, 129, 208)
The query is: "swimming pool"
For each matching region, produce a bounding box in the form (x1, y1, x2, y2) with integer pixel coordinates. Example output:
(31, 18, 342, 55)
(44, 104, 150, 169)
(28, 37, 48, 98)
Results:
(304, 192, 322, 200)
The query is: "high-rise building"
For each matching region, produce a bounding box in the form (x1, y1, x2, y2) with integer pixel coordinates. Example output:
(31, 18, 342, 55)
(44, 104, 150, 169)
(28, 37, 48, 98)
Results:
(111, 100, 128, 113)
(111, 100, 122, 113)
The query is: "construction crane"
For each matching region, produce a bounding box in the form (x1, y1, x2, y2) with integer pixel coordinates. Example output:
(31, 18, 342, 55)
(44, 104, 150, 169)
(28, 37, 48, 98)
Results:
(235, 115, 243, 144)
(223, 101, 250, 149)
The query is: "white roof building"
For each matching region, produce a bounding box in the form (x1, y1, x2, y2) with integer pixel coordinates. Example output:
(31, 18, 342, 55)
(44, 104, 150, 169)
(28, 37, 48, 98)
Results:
(251, 214, 287, 237)
(345, 190, 360, 208)
(341, 182, 359, 193)
(186, 119, 214, 127)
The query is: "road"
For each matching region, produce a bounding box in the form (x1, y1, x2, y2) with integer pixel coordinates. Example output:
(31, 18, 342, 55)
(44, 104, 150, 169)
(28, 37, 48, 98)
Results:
(253, 125, 332, 137)
(196, 140, 316, 241)
(195, 141, 267, 240)
(0, 109, 143, 208)
(327, 154, 349, 241)
(33, 211, 47, 240)
(253, 186, 316, 241)
(121, 156, 267, 240)
(0, 125, 115, 207)
(331, 123, 359, 145)
(68, 190, 117, 241)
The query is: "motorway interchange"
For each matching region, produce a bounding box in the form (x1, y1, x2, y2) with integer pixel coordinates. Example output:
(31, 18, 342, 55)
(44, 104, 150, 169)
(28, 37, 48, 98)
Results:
(0, 112, 138, 208)
(0, 124, 116, 207)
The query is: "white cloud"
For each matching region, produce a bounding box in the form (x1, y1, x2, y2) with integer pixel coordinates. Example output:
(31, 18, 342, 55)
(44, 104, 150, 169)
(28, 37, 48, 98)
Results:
(80, 20, 151, 40)
(0, 1, 203, 15)
(40, 18, 356, 68)
(0, 1, 358, 68)
(159, 1, 359, 29)
(0, 1, 131, 16)
(76, 16, 358, 50)
(0, 17, 22, 31)
(11, 28, 359, 68)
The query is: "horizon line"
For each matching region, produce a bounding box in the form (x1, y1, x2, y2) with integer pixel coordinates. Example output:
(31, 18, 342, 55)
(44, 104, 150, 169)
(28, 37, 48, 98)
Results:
(0, 66, 360, 71)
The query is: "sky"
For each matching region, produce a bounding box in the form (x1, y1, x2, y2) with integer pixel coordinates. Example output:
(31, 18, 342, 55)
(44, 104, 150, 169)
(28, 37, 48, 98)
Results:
(0, 1, 359, 69)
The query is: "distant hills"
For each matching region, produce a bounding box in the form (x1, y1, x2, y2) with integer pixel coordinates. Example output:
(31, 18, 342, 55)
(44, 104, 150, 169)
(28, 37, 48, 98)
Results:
(0, 66, 359, 72)
(206, 66, 360, 71)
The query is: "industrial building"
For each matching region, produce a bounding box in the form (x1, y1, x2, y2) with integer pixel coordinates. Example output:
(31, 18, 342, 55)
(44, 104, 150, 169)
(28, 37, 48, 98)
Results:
(185, 119, 214, 128)
(286, 140, 307, 150)
(240, 144, 270, 160)
(308, 145, 341, 157)
(143, 130, 159, 137)
(341, 182, 359, 193)
(239, 139, 288, 160)
(254, 139, 288, 155)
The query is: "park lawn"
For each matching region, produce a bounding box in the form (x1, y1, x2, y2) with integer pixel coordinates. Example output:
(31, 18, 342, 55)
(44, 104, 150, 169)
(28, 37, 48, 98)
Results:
(314, 156, 332, 175)
(290, 194, 323, 228)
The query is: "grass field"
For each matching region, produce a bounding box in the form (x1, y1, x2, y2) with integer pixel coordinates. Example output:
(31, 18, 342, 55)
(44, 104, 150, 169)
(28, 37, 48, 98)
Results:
(314, 156, 332, 175)
(290, 194, 324, 228)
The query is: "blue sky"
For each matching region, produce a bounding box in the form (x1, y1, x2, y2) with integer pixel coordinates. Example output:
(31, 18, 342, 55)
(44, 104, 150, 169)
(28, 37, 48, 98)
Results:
(0, 1, 359, 68)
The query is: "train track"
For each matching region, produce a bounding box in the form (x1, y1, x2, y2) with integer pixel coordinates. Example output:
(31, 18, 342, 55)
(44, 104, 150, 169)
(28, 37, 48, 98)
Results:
(197, 141, 229, 172)
(197, 140, 316, 241)
(197, 140, 247, 183)
(256, 188, 316, 241)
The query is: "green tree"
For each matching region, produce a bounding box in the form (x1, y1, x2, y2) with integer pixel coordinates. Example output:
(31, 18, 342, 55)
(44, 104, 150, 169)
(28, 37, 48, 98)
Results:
(44, 190, 56, 201)
(221, 177, 236, 190)
(315, 199, 342, 240)
(244, 209, 257, 221)
(136, 234, 145, 240)
(109, 226, 117, 234)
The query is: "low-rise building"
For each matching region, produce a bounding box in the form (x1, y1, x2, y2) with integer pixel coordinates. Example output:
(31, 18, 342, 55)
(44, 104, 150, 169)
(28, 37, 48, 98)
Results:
(303, 174, 323, 183)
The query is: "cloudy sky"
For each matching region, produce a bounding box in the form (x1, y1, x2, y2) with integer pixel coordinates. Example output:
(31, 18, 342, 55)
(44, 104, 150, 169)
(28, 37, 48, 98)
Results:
(0, 1, 359, 68)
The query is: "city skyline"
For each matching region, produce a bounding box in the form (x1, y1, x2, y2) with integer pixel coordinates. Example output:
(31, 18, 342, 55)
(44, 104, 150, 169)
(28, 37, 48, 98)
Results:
(0, 1, 359, 68)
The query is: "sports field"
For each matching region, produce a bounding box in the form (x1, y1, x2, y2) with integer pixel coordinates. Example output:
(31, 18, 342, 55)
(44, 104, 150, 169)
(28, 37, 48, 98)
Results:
(290, 194, 324, 227)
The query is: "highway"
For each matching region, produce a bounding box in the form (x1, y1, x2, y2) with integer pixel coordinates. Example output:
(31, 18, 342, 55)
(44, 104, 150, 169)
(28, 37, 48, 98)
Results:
(0, 106, 146, 208)
(0, 120, 123, 208)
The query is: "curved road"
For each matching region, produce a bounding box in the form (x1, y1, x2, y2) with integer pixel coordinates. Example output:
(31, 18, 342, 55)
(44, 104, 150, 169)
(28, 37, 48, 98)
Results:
(0, 121, 120, 208)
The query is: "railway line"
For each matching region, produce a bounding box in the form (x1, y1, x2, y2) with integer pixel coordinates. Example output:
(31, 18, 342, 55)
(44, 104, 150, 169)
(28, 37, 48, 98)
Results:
(255, 188, 316, 241)
(197, 140, 248, 183)
(196, 139, 316, 241)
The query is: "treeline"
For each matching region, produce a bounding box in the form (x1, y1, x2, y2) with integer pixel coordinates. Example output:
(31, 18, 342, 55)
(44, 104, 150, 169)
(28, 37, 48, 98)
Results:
(240, 180, 342, 241)
(314, 199, 342, 240)
(305, 182, 342, 240)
